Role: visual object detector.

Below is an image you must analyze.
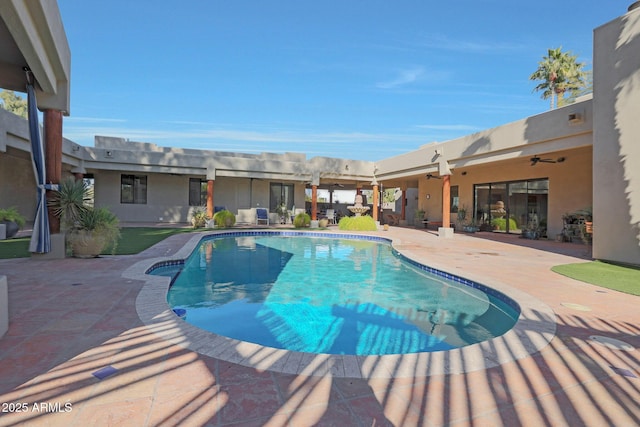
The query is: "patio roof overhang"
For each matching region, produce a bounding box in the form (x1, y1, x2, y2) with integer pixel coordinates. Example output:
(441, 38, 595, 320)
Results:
(0, 0, 70, 114)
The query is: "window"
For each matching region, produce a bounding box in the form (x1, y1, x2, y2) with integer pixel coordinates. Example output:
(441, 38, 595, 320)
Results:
(120, 174, 147, 204)
(473, 179, 548, 234)
(270, 183, 294, 212)
(83, 174, 95, 207)
(450, 185, 459, 212)
(189, 178, 208, 206)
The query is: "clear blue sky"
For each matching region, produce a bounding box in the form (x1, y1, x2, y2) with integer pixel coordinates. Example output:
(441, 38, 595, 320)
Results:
(57, 1, 628, 161)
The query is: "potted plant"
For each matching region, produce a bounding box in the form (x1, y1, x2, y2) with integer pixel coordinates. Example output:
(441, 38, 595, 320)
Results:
(190, 208, 209, 228)
(462, 220, 479, 233)
(456, 205, 467, 223)
(456, 205, 469, 230)
(49, 177, 120, 257)
(414, 209, 426, 228)
(68, 207, 120, 258)
(561, 208, 592, 243)
(276, 203, 288, 224)
(48, 177, 92, 230)
(521, 214, 540, 239)
(575, 207, 593, 245)
(0, 206, 26, 238)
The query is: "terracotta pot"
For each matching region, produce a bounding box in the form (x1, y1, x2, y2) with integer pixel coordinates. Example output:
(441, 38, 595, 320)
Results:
(585, 221, 593, 234)
(70, 231, 107, 258)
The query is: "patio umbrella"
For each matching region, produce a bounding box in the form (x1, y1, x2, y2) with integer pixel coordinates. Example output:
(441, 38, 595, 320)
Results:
(26, 75, 52, 254)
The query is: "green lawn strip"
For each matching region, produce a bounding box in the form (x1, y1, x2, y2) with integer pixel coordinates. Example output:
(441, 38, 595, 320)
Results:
(0, 237, 30, 259)
(0, 227, 194, 259)
(551, 260, 640, 296)
(105, 227, 193, 255)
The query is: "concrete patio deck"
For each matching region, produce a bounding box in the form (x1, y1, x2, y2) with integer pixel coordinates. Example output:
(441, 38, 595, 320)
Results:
(0, 226, 638, 426)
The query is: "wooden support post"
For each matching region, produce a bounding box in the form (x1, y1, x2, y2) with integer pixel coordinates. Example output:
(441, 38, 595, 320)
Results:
(44, 109, 63, 234)
(207, 179, 214, 218)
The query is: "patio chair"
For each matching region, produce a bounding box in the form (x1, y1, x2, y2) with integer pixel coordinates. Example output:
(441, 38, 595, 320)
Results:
(326, 209, 336, 224)
(256, 208, 269, 225)
(384, 213, 400, 226)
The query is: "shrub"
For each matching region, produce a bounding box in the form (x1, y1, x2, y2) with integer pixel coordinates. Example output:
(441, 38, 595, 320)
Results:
(213, 209, 236, 228)
(293, 212, 310, 228)
(491, 217, 517, 231)
(338, 215, 377, 231)
(74, 207, 121, 254)
(0, 206, 26, 228)
(47, 177, 92, 231)
(191, 208, 210, 228)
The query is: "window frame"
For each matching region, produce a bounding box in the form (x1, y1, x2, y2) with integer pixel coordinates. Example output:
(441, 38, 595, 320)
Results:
(120, 174, 148, 204)
(189, 178, 208, 207)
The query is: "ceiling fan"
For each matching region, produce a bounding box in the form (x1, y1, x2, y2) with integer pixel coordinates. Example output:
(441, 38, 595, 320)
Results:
(530, 156, 565, 166)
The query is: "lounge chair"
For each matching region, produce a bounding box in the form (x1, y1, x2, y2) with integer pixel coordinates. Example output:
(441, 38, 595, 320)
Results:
(256, 208, 269, 225)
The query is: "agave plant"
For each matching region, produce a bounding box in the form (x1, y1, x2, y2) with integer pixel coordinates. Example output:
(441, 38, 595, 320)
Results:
(48, 177, 93, 231)
(49, 177, 120, 257)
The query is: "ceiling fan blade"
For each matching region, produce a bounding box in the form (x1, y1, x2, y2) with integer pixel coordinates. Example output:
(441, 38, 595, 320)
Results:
(530, 155, 556, 165)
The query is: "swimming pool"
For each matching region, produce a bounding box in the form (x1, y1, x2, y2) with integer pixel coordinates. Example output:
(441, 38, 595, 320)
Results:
(151, 232, 520, 356)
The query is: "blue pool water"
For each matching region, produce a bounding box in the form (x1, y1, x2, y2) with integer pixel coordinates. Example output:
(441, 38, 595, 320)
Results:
(153, 233, 520, 356)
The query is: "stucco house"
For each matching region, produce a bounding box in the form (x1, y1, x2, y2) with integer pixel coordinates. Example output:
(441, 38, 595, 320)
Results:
(1, 2, 639, 266)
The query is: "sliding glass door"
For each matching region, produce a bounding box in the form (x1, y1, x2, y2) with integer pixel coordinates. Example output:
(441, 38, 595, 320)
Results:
(508, 182, 528, 234)
(270, 183, 294, 212)
(474, 179, 548, 235)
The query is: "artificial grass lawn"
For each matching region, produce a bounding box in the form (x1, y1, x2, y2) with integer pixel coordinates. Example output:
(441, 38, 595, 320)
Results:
(0, 227, 193, 259)
(552, 260, 640, 296)
(106, 227, 193, 255)
(0, 237, 30, 259)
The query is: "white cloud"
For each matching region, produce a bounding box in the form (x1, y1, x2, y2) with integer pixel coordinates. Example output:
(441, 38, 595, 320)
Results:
(66, 116, 127, 123)
(376, 67, 425, 89)
(419, 34, 525, 54)
(62, 123, 428, 159)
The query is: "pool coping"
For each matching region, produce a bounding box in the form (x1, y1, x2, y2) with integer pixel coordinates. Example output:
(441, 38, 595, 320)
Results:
(126, 229, 557, 379)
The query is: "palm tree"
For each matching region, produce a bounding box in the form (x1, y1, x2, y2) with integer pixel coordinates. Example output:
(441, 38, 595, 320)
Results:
(559, 69, 593, 107)
(530, 47, 586, 109)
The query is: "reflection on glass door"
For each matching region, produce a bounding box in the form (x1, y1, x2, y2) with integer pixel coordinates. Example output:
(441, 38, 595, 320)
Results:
(474, 184, 491, 230)
(509, 182, 528, 234)
(270, 183, 294, 212)
(474, 179, 548, 235)
(489, 183, 508, 233)
(524, 180, 549, 237)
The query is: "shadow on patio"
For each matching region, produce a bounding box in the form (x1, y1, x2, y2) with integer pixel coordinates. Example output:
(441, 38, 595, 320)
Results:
(0, 230, 637, 426)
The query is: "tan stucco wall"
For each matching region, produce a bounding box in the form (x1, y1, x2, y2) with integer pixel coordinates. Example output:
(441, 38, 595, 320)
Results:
(0, 110, 37, 222)
(94, 170, 194, 223)
(92, 170, 309, 224)
(0, 147, 36, 221)
(416, 146, 592, 237)
(593, 9, 640, 265)
(377, 99, 593, 183)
